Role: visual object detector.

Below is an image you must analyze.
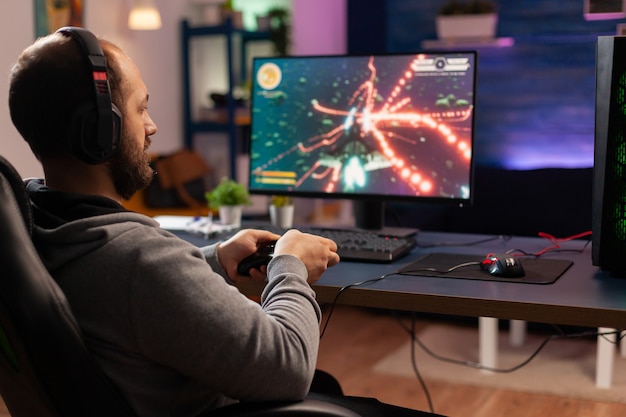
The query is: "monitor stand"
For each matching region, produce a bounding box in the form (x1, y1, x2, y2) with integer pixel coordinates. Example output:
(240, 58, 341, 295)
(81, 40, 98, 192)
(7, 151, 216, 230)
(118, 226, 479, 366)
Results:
(352, 200, 418, 238)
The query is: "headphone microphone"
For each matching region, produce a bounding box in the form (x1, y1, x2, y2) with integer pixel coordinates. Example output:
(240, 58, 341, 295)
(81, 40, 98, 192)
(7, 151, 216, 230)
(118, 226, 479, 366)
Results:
(56, 26, 122, 164)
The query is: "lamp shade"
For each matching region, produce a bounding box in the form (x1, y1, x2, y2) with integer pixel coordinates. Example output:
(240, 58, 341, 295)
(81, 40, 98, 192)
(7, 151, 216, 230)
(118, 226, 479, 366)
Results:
(128, 0, 162, 30)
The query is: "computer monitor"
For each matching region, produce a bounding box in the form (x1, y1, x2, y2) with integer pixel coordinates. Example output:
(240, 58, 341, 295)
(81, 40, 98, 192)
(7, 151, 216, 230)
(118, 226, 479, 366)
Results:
(248, 51, 477, 232)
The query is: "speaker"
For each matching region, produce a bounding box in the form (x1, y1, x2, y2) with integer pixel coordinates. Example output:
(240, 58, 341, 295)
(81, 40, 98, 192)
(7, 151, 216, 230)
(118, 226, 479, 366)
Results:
(56, 26, 122, 164)
(592, 36, 626, 272)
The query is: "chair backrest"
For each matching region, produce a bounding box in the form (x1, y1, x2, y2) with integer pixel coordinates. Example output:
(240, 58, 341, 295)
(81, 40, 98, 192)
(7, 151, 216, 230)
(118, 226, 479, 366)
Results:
(0, 155, 137, 417)
(0, 156, 364, 417)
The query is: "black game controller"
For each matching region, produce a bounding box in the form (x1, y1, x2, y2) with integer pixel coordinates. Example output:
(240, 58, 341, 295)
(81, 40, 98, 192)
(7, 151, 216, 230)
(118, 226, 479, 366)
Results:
(237, 240, 277, 276)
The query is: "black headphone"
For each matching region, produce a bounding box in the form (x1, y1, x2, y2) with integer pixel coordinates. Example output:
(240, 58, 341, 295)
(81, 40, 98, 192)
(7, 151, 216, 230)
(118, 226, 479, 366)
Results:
(56, 26, 122, 164)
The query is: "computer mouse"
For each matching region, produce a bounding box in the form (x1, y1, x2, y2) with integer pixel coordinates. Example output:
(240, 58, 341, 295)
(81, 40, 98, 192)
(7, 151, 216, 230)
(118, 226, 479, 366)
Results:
(481, 254, 525, 278)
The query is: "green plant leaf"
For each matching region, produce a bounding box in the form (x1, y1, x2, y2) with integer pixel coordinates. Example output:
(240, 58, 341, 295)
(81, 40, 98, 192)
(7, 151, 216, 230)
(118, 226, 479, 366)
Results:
(205, 177, 252, 208)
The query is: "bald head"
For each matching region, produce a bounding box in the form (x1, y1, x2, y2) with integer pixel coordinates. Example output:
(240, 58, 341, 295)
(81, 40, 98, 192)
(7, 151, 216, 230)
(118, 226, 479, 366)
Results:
(8, 32, 127, 162)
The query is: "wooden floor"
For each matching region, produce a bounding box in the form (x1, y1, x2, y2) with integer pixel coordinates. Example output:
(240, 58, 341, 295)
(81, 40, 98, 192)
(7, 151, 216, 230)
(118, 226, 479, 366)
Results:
(0, 399, 7, 417)
(2, 305, 625, 416)
(316, 305, 626, 417)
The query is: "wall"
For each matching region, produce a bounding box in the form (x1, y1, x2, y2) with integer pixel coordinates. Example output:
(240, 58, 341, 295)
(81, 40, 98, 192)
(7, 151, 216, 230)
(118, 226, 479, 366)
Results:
(348, 0, 625, 170)
(292, 0, 346, 55)
(344, 0, 608, 235)
(0, 0, 346, 179)
(0, 0, 187, 178)
(0, 2, 42, 178)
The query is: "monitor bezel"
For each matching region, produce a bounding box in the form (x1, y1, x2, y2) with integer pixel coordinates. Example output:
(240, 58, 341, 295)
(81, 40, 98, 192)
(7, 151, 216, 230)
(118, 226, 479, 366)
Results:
(247, 50, 478, 208)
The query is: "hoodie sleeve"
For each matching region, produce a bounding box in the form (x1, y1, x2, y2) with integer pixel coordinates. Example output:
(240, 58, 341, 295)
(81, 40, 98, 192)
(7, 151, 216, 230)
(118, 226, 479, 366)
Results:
(124, 226, 321, 402)
(198, 243, 231, 283)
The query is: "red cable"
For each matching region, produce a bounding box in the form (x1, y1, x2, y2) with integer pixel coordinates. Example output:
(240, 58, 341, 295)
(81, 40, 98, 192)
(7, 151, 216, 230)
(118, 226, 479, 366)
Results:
(534, 230, 592, 256)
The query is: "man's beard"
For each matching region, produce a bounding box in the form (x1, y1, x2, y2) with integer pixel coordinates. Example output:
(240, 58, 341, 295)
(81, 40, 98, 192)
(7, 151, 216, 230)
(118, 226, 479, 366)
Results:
(109, 133, 154, 201)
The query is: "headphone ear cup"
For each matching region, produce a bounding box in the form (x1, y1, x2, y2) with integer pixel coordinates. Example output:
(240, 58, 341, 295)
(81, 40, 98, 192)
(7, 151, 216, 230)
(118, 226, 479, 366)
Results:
(56, 27, 121, 165)
(69, 102, 100, 163)
(111, 103, 122, 154)
(69, 102, 122, 164)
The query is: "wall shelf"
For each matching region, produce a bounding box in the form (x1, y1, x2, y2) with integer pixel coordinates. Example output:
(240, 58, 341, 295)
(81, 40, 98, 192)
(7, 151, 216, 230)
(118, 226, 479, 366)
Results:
(181, 19, 271, 179)
(421, 37, 515, 49)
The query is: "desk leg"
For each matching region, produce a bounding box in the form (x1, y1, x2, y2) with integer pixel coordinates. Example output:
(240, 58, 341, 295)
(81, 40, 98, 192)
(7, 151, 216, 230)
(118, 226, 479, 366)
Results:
(479, 317, 498, 374)
(596, 327, 616, 389)
(509, 319, 527, 347)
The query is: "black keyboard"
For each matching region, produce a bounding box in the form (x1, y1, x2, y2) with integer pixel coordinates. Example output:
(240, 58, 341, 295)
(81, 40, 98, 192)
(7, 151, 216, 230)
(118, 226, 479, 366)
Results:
(198, 223, 417, 263)
(299, 227, 417, 263)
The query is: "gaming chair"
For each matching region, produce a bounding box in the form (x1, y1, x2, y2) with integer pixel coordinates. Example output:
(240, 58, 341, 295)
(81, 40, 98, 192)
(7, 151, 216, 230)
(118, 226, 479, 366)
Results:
(0, 154, 366, 416)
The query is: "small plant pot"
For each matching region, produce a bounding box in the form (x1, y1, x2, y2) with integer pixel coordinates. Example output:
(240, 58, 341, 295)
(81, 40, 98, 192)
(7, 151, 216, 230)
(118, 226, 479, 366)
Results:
(436, 13, 498, 40)
(269, 205, 294, 229)
(256, 15, 271, 31)
(219, 205, 243, 226)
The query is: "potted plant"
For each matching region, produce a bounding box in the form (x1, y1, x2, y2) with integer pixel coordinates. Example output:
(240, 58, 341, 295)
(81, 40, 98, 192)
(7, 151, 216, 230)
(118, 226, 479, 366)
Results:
(267, 7, 290, 56)
(269, 195, 294, 228)
(220, 0, 243, 28)
(436, 0, 498, 41)
(205, 177, 251, 225)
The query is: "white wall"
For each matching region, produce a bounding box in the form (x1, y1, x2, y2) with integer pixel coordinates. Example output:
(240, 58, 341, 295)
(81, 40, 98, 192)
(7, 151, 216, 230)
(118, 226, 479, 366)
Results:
(0, 1, 41, 177)
(292, 0, 346, 55)
(0, 0, 345, 178)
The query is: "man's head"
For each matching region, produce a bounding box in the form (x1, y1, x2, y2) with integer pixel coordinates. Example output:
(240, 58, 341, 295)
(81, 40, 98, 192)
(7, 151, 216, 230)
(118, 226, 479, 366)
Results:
(9, 28, 157, 200)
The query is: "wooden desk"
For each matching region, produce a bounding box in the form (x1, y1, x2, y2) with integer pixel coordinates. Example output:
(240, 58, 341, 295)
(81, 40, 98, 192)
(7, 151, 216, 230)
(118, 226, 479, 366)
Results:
(232, 231, 626, 329)
(233, 228, 626, 388)
(180, 229, 626, 387)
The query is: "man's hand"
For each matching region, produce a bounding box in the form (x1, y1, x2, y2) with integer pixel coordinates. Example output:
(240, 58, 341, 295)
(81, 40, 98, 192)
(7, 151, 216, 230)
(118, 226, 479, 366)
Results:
(273, 229, 340, 284)
(217, 228, 340, 284)
(217, 229, 281, 282)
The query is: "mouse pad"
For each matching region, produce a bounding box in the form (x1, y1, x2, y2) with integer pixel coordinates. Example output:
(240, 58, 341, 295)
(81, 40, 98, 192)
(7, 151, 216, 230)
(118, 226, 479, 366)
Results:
(397, 253, 573, 284)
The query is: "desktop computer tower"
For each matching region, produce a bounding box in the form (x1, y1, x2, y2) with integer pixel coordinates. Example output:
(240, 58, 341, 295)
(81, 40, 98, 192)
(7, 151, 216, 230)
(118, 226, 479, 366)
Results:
(592, 36, 626, 272)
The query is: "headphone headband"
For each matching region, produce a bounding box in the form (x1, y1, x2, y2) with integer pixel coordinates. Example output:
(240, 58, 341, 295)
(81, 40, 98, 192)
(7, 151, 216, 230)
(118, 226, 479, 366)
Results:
(56, 26, 122, 164)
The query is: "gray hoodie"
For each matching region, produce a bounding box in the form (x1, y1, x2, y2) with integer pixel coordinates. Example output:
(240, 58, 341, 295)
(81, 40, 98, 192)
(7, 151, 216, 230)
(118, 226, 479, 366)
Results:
(26, 179, 321, 417)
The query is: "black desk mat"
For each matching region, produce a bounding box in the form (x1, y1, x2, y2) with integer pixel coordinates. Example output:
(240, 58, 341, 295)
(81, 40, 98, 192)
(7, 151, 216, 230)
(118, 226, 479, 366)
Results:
(398, 253, 573, 284)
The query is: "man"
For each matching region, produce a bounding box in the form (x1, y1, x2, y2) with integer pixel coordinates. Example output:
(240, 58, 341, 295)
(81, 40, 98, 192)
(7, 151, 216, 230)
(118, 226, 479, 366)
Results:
(9, 28, 340, 416)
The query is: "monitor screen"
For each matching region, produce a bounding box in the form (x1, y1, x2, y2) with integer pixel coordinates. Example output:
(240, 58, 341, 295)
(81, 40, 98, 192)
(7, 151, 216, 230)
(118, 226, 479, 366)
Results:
(248, 51, 477, 228)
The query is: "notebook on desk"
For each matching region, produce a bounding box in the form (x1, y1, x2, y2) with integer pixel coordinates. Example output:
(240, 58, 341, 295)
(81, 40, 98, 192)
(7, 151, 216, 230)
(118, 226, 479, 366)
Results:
(153, 215, 238, 234)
